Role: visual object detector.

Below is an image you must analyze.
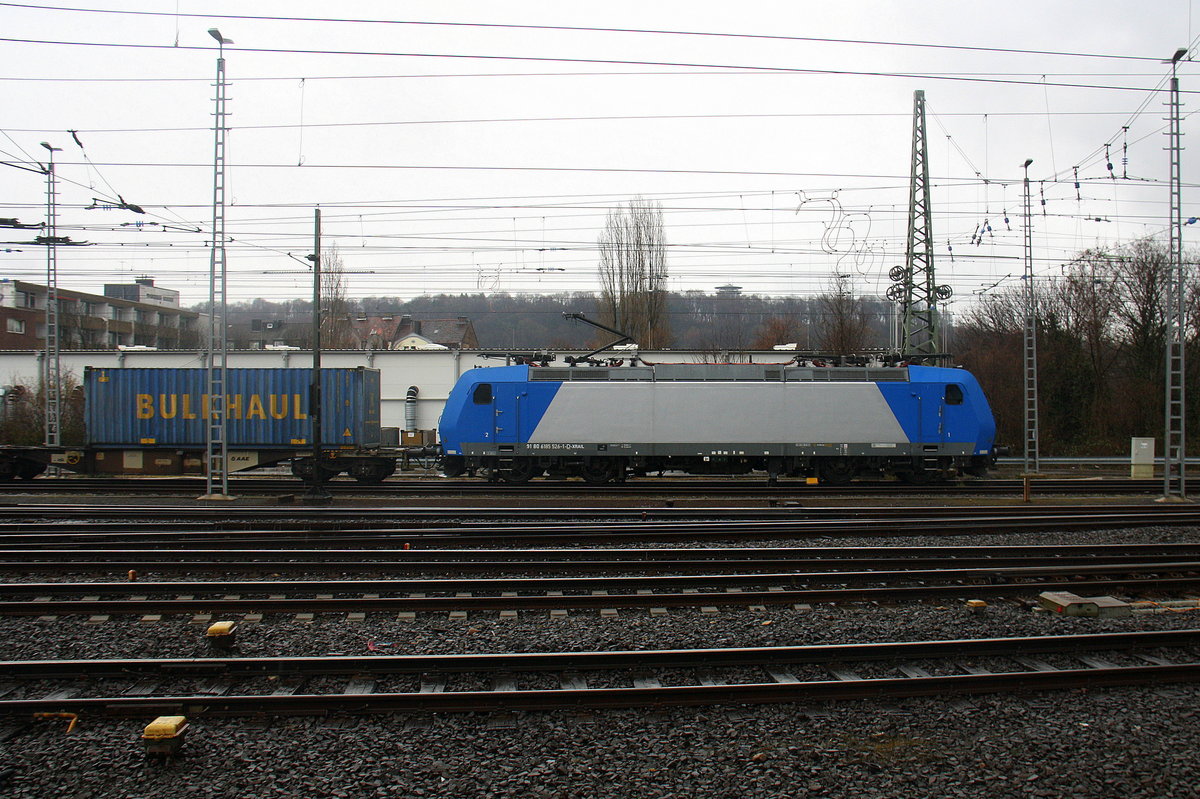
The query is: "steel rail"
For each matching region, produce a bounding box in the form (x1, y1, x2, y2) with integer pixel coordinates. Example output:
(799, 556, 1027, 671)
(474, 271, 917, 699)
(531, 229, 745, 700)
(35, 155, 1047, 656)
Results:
(0, 502, 1191, 522)
(4, 629, 1199, 678)
(2, 630, 1199, 716)
(6, 561, 1200, 598)
(5, 553, 1200, 574)
(1, 666, 1197, 716)
(0, 477, 1168, 496)
(4, 502, 1200, 524)
(5, 575, 1200, 615)
(5, 542, 1200, 563)
(2, 510, 1199, 549)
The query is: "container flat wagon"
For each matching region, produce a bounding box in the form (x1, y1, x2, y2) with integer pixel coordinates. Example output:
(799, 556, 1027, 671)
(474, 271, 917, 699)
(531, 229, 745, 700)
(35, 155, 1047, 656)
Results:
(0, 367, 400, 483)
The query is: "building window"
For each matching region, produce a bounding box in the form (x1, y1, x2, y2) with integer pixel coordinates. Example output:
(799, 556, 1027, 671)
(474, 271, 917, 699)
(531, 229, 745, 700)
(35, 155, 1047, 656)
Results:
(6, 318, 25, 334)
(16, 291, 35, 308)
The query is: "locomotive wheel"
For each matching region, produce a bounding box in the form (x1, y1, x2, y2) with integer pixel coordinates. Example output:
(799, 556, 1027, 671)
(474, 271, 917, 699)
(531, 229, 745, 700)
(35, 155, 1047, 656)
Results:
(579, 459, 617, 484)
(499, 459, 540, 483)
(897, 469, 936, 485)
(818, 458, 857, 486)
(0, 460, 14, 482)
(441, 455, 466, 478)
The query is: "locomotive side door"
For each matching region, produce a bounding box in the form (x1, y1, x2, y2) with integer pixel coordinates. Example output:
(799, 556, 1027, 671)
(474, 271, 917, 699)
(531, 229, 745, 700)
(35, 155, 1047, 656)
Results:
(940, 383, 966, 443)
(492, 383, 523, 444)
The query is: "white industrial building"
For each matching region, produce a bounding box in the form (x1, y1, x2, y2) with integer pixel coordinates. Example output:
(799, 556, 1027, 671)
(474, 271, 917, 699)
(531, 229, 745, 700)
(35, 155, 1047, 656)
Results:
(0, 347, 760, 436)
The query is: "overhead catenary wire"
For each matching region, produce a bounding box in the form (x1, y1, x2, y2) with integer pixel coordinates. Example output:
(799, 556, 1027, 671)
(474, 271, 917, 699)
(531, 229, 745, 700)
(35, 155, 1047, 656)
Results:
(0, 12, 1188, 308)
(0, 2, 1175, 64)
(0, 110, 1160, 136)
(0, 36, 1194, 96)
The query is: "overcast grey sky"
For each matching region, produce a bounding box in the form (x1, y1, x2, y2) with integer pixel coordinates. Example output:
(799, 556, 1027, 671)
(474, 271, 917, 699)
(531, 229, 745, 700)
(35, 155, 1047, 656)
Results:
(1, 1, 1196, 309)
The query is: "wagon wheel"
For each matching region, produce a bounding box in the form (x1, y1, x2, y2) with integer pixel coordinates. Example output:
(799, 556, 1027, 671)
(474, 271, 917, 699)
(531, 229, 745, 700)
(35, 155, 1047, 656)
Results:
(353, 461, 395, 485)
(291, 458, 340, 484)
(15, 460, 46, 480)
(818, 458, 857, 486)
(499, 458, 540, 483)
(579, 459, 618, 485)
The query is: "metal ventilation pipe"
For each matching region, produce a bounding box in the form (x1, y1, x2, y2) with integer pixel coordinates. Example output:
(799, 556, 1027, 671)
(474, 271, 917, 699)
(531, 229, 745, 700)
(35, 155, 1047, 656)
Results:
(405, 386, 419, 432)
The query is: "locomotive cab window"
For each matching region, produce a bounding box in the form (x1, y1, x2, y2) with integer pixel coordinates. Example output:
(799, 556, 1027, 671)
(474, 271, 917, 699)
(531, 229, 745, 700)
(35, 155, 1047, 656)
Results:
(945, 384, 964, 405)
(472, 383, 493, 404)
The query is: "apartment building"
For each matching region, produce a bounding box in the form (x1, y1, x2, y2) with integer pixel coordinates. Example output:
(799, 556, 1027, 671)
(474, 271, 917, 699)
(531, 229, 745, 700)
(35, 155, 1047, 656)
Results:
(0, 277, 203, 350)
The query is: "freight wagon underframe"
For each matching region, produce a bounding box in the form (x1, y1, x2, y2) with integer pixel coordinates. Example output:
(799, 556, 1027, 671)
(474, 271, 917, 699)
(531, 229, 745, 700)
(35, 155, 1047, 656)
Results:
(0, 445, 402, 484)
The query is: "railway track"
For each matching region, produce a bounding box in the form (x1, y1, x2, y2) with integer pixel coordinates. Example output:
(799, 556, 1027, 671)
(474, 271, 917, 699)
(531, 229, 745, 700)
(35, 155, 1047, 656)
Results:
(0, 476, 1171, 497)
(2, 630, 1198, 717)
(2, 501, 1197, 525)
(4, 560, 1200, 616)
(1, 505, 1199, 547)
(5, 542, 1200, 573)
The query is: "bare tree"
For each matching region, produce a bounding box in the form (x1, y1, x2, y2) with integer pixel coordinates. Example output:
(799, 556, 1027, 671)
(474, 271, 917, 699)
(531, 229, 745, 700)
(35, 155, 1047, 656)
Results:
(1057, 250, 1123, 398)
(56, 299, 89, 349)
(597, 197, 671, 348)
(0, 373, 84, 446)
(752, 315, 807, 350)
(1111, 238, 1171, 376)
(320, 245, 357, 348)
(816, 273, 870, 353)
(961, 284, 1025, 335)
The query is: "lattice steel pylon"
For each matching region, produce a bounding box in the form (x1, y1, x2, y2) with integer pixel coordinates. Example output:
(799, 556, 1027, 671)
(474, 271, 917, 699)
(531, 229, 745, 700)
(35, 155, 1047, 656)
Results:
(895, 90, 948, 358)
(1021, 159, 1040, 474)
(1163, 49, 1187, 500)
(202, 29, 234, 501)
(40, 142, 62, 449)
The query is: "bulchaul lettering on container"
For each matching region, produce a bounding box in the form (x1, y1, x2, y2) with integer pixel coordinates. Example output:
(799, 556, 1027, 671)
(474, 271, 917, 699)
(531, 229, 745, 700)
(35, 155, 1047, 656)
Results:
(134, 394, 309, 420)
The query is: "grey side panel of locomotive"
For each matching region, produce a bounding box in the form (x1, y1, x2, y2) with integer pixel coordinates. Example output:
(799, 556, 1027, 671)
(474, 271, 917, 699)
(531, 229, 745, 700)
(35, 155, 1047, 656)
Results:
(526, 382, 909, 445)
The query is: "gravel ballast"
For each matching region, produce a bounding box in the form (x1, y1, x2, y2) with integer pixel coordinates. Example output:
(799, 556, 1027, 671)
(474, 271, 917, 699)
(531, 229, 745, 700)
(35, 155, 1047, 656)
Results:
(3, 688, 1197, 798)
(3, 522, 1200, 797)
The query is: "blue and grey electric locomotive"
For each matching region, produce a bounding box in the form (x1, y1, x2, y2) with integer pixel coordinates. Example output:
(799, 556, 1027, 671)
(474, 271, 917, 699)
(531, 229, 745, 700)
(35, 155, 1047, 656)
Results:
(438, 362, 997, 484)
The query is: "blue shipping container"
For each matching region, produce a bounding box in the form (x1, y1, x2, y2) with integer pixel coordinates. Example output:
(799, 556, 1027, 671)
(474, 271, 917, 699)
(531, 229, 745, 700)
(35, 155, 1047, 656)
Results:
(84, 367, 381, 449)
